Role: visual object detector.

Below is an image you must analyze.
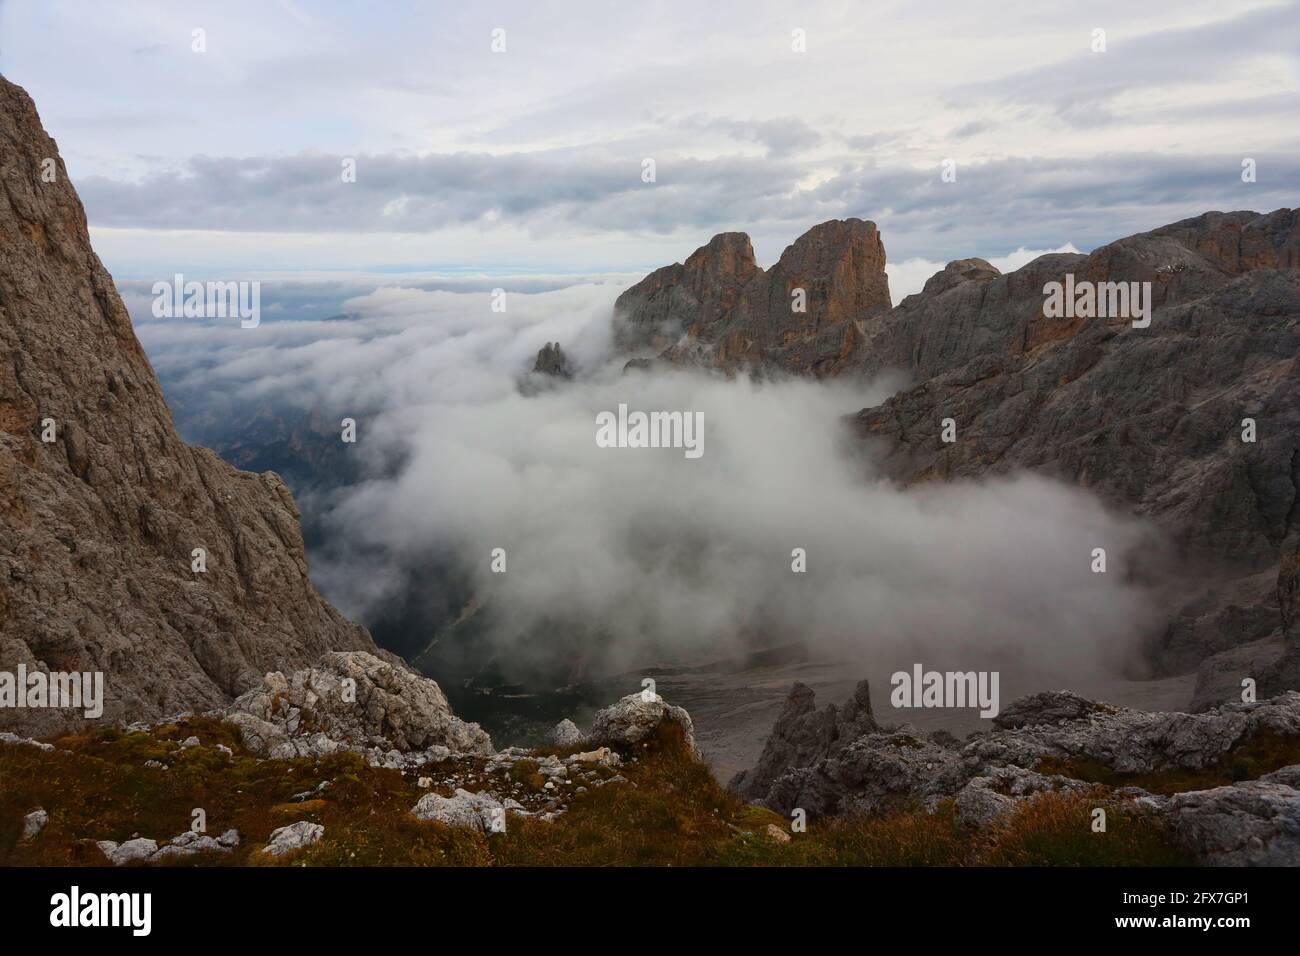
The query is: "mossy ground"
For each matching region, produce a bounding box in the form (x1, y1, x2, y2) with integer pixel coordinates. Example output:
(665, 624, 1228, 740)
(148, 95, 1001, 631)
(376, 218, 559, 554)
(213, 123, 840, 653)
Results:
(0, 719, 1199, 866)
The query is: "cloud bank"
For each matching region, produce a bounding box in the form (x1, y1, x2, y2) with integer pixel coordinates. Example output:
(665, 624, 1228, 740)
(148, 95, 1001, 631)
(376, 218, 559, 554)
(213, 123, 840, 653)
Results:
(131, 279, 1165, 687)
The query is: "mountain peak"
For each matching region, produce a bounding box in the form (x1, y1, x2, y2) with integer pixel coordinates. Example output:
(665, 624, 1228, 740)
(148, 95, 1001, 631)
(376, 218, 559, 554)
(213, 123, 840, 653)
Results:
(614, 218, 890, 374)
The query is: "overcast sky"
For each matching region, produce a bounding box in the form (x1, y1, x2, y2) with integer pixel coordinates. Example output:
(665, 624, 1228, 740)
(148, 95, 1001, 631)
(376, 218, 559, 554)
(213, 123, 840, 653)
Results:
(1, 0, 1296, 281)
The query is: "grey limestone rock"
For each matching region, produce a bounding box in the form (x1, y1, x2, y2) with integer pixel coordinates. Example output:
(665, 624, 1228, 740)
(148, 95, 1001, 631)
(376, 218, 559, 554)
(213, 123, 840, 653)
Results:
(0, 76, 389, 737)
(223, 651, 492, 759)
(262, 821, 323, 856)
(587, 691, 695, 752)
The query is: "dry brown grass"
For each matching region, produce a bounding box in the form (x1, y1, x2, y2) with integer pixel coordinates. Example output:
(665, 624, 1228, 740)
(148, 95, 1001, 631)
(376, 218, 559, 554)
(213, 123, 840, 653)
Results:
(1035, 729, 1300, 795)
(0, 717, 1198, 867)
(978, 791, 1193, 866)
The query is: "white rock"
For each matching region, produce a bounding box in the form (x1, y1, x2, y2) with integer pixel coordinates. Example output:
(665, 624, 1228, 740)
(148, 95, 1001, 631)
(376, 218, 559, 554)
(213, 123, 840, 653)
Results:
(588, 692, 695, 752)
(103, 837, 159, 866)
(153, 832, 228, 861)
(538, 755, 566, 778)
(411, 789, 505, 833)
(262, 821, 324, 856)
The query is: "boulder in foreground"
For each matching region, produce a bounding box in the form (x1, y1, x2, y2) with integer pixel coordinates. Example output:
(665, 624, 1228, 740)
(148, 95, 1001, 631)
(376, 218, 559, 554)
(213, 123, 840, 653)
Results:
(223, 651, 492, 761)
(587, 691, 696, 752)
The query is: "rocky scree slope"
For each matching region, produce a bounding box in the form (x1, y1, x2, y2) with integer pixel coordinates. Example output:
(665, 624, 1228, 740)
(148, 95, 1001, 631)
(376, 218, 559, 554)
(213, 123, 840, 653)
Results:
(0, 77, 386, 735)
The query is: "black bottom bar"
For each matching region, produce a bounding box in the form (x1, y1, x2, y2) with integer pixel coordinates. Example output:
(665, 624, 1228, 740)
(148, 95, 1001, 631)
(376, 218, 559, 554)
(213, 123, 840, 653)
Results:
(2, 866, 1280, 940)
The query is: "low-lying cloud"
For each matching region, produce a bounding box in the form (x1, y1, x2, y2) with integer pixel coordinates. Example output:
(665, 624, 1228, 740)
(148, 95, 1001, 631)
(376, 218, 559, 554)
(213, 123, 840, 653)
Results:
(132, 279, 1163, 686)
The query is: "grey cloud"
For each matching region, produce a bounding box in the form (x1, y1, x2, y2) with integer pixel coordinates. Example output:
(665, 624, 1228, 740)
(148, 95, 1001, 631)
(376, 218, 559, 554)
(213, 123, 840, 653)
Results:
(79, 148, 1300, 263)
(809, 152, 1300, 258)
(78, 150, 809, 236)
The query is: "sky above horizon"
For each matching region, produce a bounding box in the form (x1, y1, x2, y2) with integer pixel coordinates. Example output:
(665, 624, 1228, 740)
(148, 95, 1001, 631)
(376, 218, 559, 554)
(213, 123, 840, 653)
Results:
(1, 0, 1297, 288)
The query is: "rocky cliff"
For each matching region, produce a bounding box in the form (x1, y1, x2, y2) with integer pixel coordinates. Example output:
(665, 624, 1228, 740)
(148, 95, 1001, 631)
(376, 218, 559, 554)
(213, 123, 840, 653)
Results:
(617, 211, 1300, 693)
(614, 218, 890, 376)
(850, 210, 1300, 685)
(0, 77, 383, 735)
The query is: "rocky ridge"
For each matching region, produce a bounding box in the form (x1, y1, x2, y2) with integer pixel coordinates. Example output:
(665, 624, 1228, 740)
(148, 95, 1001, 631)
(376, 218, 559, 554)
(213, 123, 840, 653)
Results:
(734, 680, 1300, 865)
(849, 211, 1300, 684)
(614, 210, 1300, 691)
(728, 678, 876, 800)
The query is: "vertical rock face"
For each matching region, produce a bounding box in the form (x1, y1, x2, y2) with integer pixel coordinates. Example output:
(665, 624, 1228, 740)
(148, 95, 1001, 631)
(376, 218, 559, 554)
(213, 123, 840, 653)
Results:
(613, 232, 759, 354)
(1149, 208, 1300, 274)
(614, 218, 890, 376)
(0, 77, 382, 735)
